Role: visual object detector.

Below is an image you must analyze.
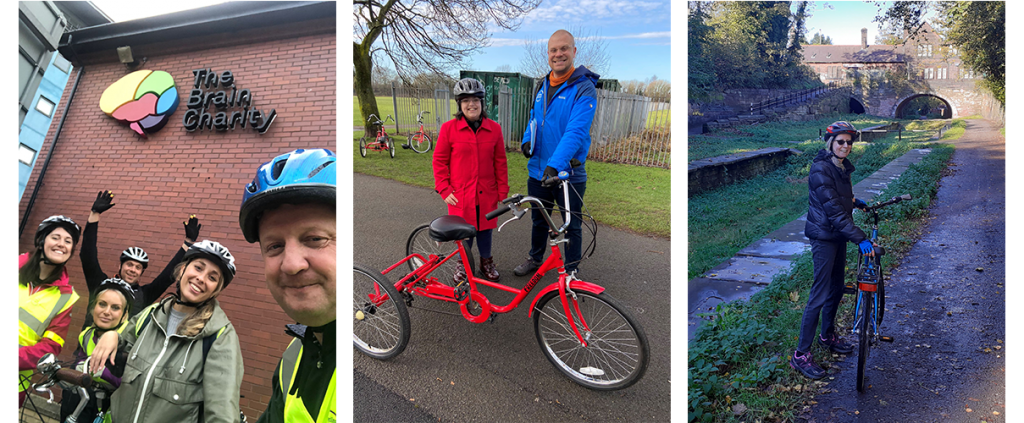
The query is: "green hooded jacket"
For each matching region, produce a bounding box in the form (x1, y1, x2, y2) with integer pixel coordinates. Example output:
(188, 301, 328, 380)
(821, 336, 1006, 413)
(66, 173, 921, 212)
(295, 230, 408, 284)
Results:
(109, 296, 244, 423)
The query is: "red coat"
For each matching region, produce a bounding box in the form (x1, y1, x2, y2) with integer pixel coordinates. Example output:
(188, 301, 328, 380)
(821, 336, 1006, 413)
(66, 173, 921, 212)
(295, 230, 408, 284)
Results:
(433, 117, 509, 231)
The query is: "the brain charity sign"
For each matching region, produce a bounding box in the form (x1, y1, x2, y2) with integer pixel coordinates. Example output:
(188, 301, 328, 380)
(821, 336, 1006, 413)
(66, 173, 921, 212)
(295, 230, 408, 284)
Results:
(100, 70, 180, 138)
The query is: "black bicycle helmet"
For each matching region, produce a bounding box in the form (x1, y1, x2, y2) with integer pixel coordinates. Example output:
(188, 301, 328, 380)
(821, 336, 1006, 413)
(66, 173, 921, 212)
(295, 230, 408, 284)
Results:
(825, 121, 859, 141)
(34, 214, 80, 264)
(96, 277, 137, 315)
(35, 215, 81, 249)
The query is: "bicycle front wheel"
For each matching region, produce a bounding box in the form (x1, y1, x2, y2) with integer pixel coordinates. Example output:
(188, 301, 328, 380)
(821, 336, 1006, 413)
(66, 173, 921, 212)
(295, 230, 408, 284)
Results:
(353, 264, 410, 360)
(533, 290, 650, 390)
(856, 291, 873, 392)
(359, 137, 367, 157)
(386, 137, 396, 158)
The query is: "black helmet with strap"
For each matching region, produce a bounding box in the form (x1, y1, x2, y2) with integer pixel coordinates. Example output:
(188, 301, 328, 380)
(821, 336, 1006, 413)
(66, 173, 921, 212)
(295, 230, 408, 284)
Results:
(825, 121, 859, 141)
(35, 215, 81, 266)
(96, 277, 136, 318)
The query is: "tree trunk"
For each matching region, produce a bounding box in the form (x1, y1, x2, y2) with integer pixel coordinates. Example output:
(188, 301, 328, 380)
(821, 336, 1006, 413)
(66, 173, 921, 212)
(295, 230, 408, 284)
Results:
(354, 42, 380, 137)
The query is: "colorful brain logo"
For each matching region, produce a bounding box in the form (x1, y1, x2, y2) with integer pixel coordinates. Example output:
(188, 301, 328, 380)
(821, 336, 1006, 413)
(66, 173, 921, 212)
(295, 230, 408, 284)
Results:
(100, 70, 179, 138)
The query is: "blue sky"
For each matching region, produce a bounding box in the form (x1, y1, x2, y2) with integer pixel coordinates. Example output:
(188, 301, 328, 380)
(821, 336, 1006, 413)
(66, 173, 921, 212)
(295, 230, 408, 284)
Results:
(360, 0, 671, 85)
(802, 1, 937, 46)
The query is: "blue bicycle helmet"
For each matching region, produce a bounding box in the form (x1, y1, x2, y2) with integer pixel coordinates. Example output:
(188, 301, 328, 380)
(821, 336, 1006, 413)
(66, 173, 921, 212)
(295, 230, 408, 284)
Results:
(239, 148, 336, 243)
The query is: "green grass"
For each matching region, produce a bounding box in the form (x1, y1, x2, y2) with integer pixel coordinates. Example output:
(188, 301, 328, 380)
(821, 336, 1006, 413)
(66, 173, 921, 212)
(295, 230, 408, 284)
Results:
(354, 95, 457, 129)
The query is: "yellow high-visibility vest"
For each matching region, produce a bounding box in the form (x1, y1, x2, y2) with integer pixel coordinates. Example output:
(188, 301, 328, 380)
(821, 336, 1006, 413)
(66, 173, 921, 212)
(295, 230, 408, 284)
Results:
(19, 282, 78, 392)
(279, 338, 336, 423)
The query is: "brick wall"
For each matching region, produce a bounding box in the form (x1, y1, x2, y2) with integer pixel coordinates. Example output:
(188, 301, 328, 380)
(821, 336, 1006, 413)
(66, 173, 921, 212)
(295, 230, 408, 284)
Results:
(18, 30, 336, 419)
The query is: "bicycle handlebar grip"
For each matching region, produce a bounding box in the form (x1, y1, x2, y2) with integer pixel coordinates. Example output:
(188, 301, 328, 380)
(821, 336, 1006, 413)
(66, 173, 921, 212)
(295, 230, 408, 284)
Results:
(486, 206, 512, 221)
(54, 368, 93, 389)
(485, 194, 524, 221)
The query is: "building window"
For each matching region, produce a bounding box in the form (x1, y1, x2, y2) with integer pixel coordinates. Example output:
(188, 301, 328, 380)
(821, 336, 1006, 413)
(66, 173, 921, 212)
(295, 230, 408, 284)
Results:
(19, 144, 36, 165)
(35, 96, 55, 117)
(917, 44, 933, 57)
(53, 54, 71, 73)
(926, 68, 933, 79)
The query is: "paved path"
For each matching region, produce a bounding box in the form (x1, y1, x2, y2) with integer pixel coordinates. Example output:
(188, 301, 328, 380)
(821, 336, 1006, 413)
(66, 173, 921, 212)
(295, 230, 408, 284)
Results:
(802, 119, 1005, 422)
(352, 173, 671, 422)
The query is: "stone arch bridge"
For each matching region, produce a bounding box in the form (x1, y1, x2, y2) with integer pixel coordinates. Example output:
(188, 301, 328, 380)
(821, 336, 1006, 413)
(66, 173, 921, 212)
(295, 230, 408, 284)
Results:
(847, 74, 989, 119)
(802, 23, 996, 120)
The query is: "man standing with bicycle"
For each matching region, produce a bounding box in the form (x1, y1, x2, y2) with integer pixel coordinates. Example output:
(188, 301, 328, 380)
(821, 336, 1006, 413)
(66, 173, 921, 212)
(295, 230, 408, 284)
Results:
(239, 148, 336, 423)
(514, 29, 599, 278)
(792, 121, 876, 380)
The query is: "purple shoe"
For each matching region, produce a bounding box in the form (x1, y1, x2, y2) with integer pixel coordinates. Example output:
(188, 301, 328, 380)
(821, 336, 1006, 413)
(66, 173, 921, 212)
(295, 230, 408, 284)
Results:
(790, 350, 826, 380)
(818, 332, 855, 354)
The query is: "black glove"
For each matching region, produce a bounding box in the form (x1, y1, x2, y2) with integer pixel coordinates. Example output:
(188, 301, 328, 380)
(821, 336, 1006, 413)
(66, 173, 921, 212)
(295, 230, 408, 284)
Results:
(183, 215, 202, 242)
(522, 141, 533, 159)
(92, 190, 116, 213)
(541, 166, 559, 188)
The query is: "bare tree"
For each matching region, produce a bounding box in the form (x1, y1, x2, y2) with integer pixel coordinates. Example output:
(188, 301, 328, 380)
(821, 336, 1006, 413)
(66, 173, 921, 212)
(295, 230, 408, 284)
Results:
(494, 64, 513, 72)
(354, 0, 540, 134)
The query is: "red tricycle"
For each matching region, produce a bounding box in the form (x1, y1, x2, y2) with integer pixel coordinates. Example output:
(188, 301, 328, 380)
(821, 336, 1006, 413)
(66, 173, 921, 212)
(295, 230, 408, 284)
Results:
(353, 172, 650, 390)
(359, 114, 395, 158)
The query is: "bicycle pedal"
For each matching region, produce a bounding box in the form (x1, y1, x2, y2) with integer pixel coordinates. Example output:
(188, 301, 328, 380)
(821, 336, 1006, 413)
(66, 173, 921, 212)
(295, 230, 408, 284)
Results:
(401, 144, 411, 149)
(879, 336, 894, 343)
(843, 284, 857, 295)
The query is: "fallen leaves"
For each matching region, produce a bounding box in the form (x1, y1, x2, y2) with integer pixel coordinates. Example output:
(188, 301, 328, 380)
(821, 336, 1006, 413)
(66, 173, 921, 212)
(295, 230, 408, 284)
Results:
(789, 291, 800, 302)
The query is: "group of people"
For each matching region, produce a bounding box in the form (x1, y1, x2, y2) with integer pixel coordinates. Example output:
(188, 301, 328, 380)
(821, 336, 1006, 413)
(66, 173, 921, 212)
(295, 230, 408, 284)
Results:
(432, 29, 598, 282)
(18, 148, 337, 423)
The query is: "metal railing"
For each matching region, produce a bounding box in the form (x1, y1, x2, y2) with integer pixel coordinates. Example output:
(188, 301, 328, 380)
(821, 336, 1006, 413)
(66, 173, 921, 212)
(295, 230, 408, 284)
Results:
(748, 82, 843, 114)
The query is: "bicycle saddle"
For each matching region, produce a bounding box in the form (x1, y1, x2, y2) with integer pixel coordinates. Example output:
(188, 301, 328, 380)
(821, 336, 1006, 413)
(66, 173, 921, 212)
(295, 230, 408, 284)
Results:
(429, 216, 477, 242)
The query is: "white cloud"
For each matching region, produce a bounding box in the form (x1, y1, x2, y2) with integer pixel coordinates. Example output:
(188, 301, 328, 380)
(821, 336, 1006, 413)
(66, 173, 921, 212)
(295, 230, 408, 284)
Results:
(527, 0, 665, 22)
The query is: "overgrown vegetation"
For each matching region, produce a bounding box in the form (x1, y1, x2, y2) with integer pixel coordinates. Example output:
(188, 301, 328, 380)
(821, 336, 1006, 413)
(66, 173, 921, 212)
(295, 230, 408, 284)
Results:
(688, 1, 821, 101)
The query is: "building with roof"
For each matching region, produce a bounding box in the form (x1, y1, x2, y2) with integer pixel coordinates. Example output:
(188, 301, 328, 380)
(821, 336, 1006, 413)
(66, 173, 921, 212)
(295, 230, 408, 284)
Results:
(800, 23, 993, 119)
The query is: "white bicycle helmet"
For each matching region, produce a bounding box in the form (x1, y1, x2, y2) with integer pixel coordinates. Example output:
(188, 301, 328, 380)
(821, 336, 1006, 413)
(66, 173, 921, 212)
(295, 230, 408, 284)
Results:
(182, 240, 237, 288)
(120, 247, 149, 269)
(453, 78, 485, 99)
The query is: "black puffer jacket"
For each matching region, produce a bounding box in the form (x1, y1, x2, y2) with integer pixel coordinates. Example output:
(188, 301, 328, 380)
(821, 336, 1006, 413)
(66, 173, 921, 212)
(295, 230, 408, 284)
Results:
(804, 149, 868, 244)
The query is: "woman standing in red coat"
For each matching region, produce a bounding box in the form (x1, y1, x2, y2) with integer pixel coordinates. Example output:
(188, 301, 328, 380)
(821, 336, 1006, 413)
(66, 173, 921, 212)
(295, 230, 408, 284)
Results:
(433, 78, 509, 283)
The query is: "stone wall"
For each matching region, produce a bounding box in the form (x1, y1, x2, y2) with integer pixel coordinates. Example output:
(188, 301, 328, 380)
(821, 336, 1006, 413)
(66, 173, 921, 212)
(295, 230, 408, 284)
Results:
(689, 148, 798, 196)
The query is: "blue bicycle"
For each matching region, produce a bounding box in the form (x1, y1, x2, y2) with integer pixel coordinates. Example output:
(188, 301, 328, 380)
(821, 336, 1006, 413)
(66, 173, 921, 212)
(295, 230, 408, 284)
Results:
(852, 194, 911, 392)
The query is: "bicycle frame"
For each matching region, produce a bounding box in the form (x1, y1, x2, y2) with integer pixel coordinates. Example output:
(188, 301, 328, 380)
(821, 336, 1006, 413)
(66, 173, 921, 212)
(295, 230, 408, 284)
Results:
(374, 224, 598, 346)
(366, 114, 393, 150)
(415, 111, 430, 132)
(853, 207, 881, 331)
(852, 195, 908, 348)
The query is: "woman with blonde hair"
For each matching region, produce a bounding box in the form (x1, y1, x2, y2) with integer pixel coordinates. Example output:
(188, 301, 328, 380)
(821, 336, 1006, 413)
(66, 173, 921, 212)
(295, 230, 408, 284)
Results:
(90, 240, 244, 423)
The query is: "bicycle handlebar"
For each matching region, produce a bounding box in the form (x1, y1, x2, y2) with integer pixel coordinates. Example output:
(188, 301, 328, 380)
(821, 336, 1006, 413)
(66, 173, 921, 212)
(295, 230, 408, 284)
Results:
(489, 176, 574, 236)
(866, 194, 912, 212)
(54, 368, 94, 389)
(367, 114, 394, 125)
(35, 353, 117, 393)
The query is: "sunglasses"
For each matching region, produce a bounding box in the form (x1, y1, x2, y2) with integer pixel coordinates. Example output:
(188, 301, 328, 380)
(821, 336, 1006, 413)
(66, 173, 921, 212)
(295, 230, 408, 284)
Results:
(834, 139, 855, 146)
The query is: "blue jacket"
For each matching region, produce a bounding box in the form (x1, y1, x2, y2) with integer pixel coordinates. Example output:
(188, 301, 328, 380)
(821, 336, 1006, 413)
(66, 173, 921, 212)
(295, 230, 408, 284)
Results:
(521, 66, 599, 183)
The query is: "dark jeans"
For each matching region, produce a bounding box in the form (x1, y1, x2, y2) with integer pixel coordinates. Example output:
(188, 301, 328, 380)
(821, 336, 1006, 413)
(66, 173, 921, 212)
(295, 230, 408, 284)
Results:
(461, 229, 493, 259)
(797, 239, 847, 353)
(526, 177, 586, 273)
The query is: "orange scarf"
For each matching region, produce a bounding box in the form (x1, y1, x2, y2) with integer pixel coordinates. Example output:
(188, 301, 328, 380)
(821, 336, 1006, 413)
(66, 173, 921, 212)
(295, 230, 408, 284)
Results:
(549, 67, 574, 86)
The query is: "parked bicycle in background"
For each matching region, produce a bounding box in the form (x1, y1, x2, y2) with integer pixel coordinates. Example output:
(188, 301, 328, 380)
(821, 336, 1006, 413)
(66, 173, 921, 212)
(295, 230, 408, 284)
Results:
(401, 111, 433, 153)
(361, 114, 396, 158)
